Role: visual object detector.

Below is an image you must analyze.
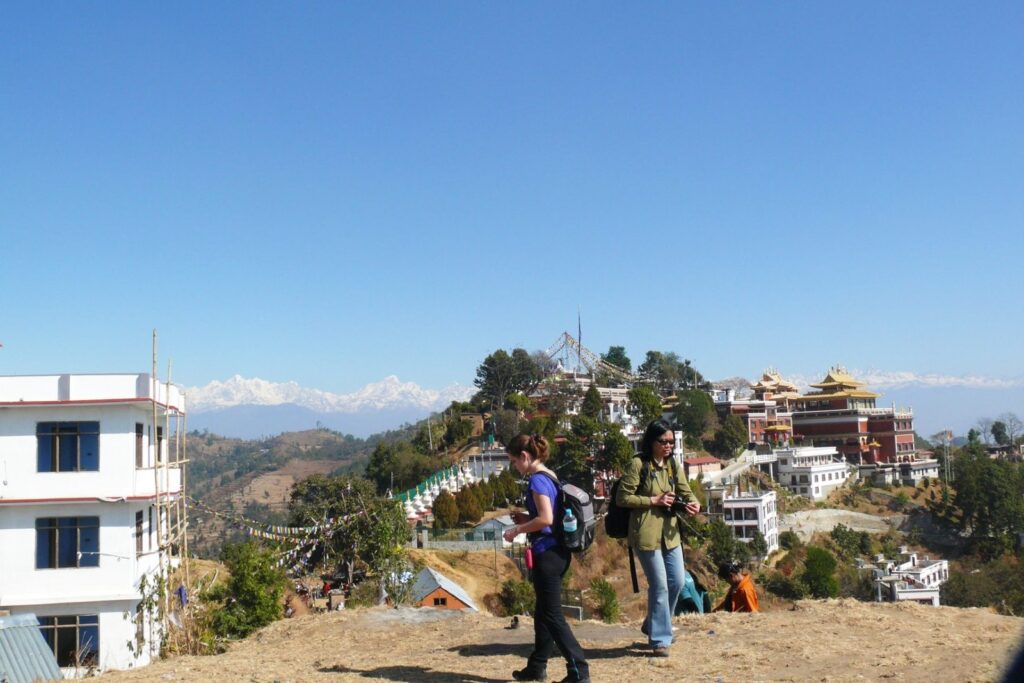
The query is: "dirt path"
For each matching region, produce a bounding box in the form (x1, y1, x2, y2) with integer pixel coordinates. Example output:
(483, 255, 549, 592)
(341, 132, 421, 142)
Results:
(101, 599, 1022, 682)
(781, 508, 905, 541)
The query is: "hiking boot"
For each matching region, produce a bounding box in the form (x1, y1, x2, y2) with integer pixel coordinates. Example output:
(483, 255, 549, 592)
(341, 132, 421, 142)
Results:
(512, 666, 547, 681)
(651, 646, 671, 657)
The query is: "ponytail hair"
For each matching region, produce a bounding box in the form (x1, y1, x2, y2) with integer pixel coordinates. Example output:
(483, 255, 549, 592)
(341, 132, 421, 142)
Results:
(506, 433, 550, 462)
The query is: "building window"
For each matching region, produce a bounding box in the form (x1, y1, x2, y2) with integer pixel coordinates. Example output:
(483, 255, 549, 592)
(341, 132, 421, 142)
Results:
(433, 597, 447, 606)
(136, 423, 145, 468)
(136, 511, 144, 556)
(37, 422, 100, 472)
(38, 615, 99, 667)
(36, 517, 100, 568)
(149, 507, 154, 550)
(157, 426, 164, 464)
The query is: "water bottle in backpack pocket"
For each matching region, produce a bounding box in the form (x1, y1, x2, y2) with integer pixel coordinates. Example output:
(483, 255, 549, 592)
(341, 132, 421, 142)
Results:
(563, 507, 577, 535)
(537, 472, 595, 552)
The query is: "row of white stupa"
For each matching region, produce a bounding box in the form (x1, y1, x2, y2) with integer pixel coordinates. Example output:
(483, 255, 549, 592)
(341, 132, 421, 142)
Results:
(403, 463, 479, 520)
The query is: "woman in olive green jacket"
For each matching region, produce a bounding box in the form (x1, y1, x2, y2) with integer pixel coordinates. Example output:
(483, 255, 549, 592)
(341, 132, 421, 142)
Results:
(615, 419, 700, 655)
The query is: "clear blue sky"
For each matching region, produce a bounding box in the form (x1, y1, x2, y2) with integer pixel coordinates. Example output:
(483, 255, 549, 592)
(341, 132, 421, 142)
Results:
(2, 2, 1022, 392)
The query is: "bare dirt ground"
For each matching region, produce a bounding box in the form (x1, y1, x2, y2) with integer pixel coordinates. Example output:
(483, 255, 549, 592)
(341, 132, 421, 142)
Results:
(103, 599, 1022, 682)
(781, 509, 905, 542)
(232, 459, 340, 508)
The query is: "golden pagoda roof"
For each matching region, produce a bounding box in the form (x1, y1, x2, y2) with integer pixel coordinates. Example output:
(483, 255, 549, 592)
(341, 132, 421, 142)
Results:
(809, 366, 867, 390)
(771, 390, 801, 399)
(792, 389, 880, 400)
(752, 367, 799, 393)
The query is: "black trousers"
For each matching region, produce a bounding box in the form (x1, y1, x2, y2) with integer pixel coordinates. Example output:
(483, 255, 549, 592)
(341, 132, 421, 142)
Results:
(528, 545, 589, 680)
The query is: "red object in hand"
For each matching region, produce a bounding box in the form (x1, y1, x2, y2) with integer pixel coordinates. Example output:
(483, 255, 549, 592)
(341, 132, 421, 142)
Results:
(525, 547, 534, 569)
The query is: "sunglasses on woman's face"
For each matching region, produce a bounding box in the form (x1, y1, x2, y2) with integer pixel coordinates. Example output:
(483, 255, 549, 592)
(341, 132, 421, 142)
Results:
(656, 438, 674, 446)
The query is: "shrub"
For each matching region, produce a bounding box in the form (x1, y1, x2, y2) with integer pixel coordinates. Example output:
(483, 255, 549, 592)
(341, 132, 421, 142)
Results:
(764, 572, 808, 600)
(208, 541, 287, 639)
(708, 518, 741, 565)
(830, 524, 871, 559)
(750, 530, 769, 560)
(837, 564, 876, 601)
(589, 578, 621, 623)
(779, 530, 801, 551)
(498, 579, 535, 617)
(347, 579, 382, 608)
(800, 546, 839, 598)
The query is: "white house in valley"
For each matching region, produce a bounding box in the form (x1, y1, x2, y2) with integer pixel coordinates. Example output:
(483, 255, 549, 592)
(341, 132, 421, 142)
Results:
(706, 484, 779, 557)
(0, 373, 185, 675)
(857, 546, 950, 606)
(776, 446, 853, 501)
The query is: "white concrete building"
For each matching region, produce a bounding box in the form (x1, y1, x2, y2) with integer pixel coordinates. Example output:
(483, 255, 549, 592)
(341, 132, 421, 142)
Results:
(529, 373, 637, 432)
(707, 485, 779, 557)
(857, 546, 949, 606)
(776, 446, 853, 501)
(0, 373, 185, 676)
(858, 459, 940, 488)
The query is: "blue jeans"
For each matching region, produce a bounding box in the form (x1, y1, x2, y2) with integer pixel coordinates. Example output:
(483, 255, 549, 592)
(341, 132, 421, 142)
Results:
(637, 544, 685, 648)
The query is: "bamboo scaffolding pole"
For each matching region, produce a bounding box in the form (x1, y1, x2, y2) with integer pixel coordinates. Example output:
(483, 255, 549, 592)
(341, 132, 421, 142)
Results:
(163, 359, 173, 622)
(151, 330, 166, 638)
(182, 406, 190, 587)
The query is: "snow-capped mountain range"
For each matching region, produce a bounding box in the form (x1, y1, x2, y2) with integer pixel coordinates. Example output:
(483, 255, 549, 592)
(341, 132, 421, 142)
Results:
(187, 375, 474, 413)
(184, 375, 475, 439)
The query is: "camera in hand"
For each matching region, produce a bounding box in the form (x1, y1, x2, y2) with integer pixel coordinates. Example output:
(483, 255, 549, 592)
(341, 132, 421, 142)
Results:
(670, 498, 692, 514)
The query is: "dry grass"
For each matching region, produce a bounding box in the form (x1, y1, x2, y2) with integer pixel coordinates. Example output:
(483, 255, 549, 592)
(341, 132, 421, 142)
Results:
(101, 599, 1024, 682)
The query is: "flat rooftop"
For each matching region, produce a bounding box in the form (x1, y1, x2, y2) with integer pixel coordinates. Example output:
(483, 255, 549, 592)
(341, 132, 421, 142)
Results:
(0, 373, 185, 411)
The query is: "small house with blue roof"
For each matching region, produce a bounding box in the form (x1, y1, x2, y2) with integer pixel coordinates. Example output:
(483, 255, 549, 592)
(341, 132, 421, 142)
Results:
(410, 567, 478, 611)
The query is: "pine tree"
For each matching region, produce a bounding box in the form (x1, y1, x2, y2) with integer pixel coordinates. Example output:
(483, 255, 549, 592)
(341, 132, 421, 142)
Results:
(433, 490, 458, 529)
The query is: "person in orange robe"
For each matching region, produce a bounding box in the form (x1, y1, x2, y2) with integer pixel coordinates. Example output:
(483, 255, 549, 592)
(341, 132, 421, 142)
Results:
(714, 560, 760, 612)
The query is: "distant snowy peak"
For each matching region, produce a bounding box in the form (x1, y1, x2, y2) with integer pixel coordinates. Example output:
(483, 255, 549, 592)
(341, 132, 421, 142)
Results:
(783, 370, 1024, 391)
(186, 375, 474, 413)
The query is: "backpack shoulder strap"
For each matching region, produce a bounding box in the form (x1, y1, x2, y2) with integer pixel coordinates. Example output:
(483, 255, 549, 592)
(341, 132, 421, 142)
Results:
(637, 456, 653, 490)
(536, 470, 560, 486)
(534, 471, 563, 505)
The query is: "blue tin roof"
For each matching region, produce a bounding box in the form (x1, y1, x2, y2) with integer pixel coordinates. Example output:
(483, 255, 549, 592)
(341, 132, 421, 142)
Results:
(0, 614, 62, 683)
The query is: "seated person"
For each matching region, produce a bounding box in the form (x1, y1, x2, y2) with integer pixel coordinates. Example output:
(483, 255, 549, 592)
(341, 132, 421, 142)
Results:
(713, 560, 759, 613)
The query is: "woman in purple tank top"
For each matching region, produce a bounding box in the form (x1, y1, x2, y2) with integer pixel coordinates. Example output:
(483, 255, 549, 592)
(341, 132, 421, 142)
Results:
(503, 434, 590, 683)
